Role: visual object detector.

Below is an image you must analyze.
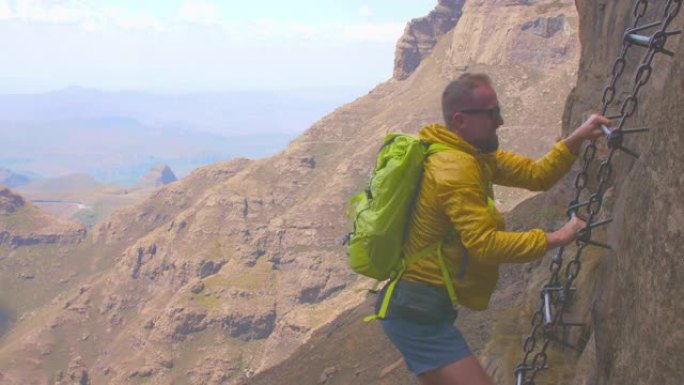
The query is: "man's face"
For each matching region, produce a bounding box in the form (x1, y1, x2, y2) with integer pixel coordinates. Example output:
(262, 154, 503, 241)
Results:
(450, 85, 504, 153)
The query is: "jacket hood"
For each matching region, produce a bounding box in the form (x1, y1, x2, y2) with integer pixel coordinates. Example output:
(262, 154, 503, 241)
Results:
(419, 123, 479, 155)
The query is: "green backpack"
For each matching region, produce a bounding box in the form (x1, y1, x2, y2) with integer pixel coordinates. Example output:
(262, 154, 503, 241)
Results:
(345, 133, 458, 320)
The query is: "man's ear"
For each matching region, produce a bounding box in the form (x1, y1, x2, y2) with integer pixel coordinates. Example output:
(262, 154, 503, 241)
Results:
(451, 112, 464, 129)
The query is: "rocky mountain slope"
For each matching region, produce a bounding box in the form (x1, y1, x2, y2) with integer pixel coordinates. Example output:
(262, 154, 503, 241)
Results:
(0, 1, 581, 384)
(0, 186, 85, 249)
(0, 186, 101, 349)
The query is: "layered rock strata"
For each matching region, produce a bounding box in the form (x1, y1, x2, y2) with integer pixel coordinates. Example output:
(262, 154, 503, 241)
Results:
(393, 0, 465, 80)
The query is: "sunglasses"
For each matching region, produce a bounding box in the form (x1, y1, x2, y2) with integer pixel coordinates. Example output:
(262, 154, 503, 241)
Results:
(458, 105, 502, 120)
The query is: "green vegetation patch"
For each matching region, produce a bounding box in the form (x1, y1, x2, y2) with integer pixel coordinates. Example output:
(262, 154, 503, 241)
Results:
(229, 259, 274, 291)
(194, 293, 223, 309)
(204, 240, 228, 262)
(203, 257, 274, 293)
(1, 205, 36, 232)
(72, 204, 102, 227)
(167, 328, 264, 384)
(190, 257, 275, 309)
(536, 0, 567, 15)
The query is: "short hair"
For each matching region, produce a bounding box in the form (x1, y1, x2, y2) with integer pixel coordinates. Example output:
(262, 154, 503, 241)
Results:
(442, 73, 493, 129)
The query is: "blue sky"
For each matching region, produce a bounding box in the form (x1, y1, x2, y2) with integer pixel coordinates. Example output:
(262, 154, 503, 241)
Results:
(0, 0, 435, 93)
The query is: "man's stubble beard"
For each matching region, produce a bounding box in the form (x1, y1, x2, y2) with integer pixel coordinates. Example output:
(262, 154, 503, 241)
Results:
(477, 135, 499, 154)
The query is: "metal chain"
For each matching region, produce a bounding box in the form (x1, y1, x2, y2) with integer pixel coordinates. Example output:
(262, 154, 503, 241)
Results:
(514, 2, 682, 384)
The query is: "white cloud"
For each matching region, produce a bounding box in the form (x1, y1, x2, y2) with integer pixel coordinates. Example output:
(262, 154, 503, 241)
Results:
(0, 0, 13, 19)
(342, 22, 405, 43)
(240, 19, 404, 44)
(0, 2, 407, 92)
(282, 21, 319, 40)
(246, 19, 322, 41)
(9, 0, 95, 23)
(359, 5, 373, 18)
(246, 18, 278, 39)
(0, 2, 405, 44)
(177, 0, 219, 25)
(107, 7, 164, 31)
(0, 1, 163, 31)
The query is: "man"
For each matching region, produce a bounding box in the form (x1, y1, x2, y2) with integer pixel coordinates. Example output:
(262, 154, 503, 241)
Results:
(378, 73, 610, 385)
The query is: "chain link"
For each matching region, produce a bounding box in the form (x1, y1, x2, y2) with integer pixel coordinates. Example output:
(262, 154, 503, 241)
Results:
(514, 2, 682, 384)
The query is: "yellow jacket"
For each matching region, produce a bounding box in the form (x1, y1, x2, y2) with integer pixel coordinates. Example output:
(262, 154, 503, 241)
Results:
(402, 123, 577, 310)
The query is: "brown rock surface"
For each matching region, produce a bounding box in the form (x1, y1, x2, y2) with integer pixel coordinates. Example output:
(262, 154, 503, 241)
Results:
(393, 0, 465, 80)
(565, 2, 684, 385)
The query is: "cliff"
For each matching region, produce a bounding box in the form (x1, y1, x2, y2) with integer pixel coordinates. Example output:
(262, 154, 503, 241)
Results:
(487, 2, 684, 384)
(393, 0, 465, 80)
(562, 1, 684, 384)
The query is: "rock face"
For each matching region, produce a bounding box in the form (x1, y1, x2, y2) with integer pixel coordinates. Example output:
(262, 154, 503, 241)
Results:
(479, 2, 684, 385)
(445, 0, 577, 70)
(136, 163, 178, 188)
(521, 15, 566, 38)
(54, 356, 91, 385)
(393, 0, 465, 80)
(563, 2, 684, 385)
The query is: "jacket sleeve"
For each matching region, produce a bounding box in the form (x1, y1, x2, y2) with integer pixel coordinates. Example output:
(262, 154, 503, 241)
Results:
(434, 153, 548, 265)
(493, 140, 577, 191)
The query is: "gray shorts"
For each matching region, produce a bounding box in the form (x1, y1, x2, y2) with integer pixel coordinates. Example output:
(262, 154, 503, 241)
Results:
(377, 280, 472, 375)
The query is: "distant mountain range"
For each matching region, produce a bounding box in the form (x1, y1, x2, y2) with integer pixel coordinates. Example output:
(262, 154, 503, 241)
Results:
(0, 86, 364, 185)
(0, 168, 30, 188)
(12, 165, 177, 227)
(0, 86, 365, 136)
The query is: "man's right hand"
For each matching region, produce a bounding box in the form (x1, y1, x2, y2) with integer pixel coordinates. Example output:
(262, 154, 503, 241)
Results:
(564, 114, 611, 155)
(546, 215, 587, 250)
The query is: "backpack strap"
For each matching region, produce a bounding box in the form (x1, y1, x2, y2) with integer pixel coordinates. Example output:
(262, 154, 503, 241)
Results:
(426, 142, 452, 155)
(435, 243, 458, 307)
(363, 241, 459, 322)
(364, 265, 402, 322)
(422, 142, 460, 306)
(407, 241, 458, 307)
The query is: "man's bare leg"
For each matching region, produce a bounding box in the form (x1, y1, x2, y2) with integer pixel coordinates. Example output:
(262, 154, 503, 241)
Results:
(418, 355, 496, 385)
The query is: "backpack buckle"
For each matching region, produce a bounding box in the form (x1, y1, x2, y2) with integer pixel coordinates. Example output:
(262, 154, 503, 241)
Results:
(341, 233, 351, 245)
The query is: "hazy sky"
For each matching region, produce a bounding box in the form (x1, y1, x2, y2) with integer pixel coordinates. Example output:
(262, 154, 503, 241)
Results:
(0, 0, 435, 93)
